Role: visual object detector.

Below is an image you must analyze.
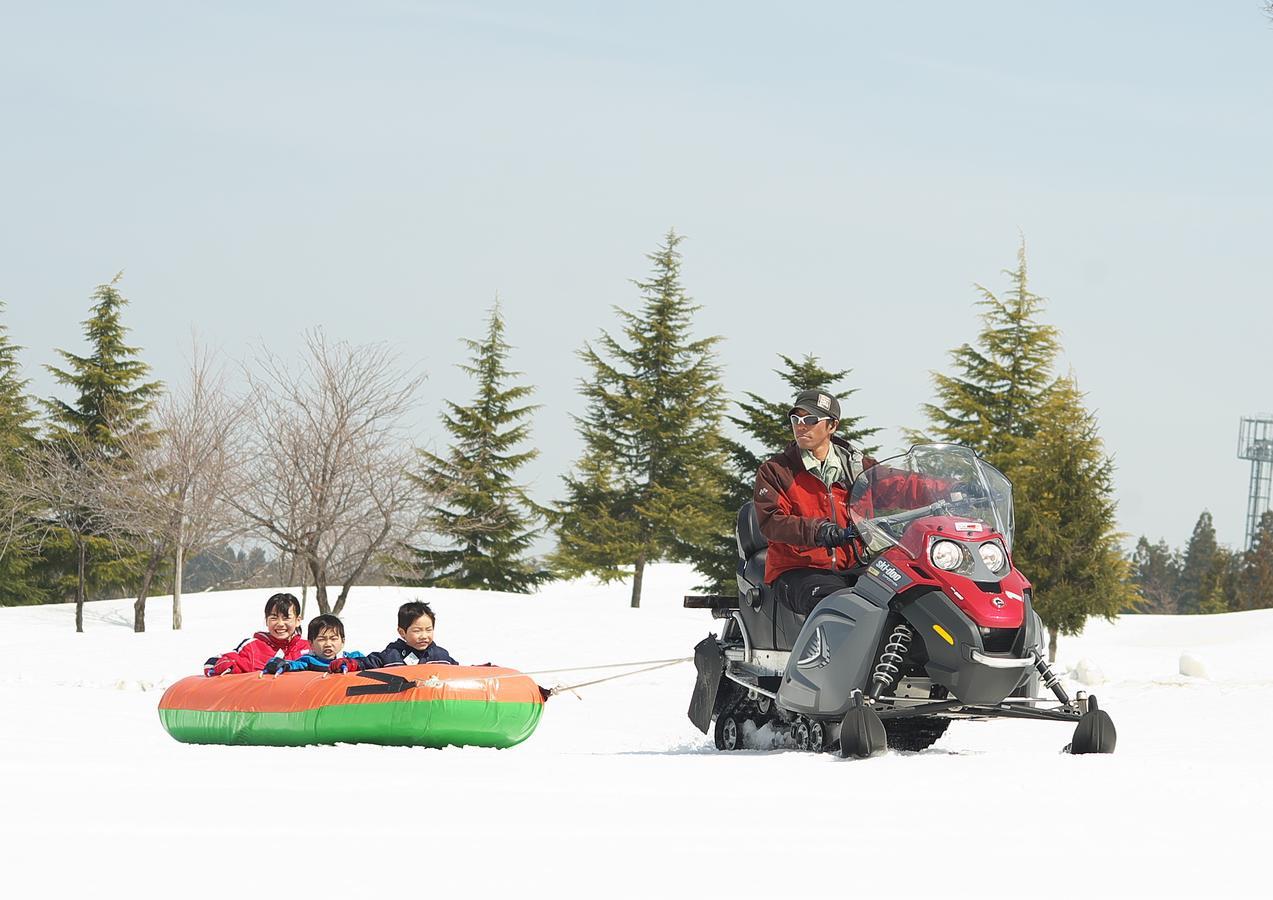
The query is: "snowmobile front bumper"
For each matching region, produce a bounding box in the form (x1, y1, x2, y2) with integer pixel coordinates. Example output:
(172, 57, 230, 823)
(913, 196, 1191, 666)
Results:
(969, 649, 1037, 669)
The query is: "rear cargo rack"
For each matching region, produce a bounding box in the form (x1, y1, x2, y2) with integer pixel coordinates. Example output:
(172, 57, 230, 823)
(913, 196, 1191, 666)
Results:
(683, 594, 740, 618)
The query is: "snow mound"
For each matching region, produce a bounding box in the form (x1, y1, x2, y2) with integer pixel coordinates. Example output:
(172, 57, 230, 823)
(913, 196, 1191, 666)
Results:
(1179, 651, 1209, 679)
(1073, 657, 1106, 685)
(1052, 607, 1273, 682)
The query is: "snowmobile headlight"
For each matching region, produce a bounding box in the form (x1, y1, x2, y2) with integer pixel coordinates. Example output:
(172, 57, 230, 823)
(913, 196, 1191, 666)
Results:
(930, 540, 965, 571)
(978, 540, 1008, 574)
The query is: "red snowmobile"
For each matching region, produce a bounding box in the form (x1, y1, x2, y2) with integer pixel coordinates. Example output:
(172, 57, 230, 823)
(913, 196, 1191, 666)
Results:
(686, 443, 1116, 757)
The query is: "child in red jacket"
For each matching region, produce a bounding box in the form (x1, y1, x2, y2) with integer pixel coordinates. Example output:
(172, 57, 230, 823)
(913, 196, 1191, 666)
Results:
(204, 592, 311, 676)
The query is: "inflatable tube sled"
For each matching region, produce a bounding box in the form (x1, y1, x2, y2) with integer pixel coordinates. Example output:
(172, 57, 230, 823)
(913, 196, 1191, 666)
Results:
(158, 665, 544, 748)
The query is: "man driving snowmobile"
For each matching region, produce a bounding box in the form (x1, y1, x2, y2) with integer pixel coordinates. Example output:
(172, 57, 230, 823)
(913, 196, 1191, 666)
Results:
(695, 438, 1117, 758)
(753, 389, 873, 615)
(754, 389, 955, 615)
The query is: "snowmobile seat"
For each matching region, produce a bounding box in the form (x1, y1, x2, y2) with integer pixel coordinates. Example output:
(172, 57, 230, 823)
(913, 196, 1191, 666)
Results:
(736, 501, 768, 560)
(734, 502, 806, 652)
(736, 502, 768, 590)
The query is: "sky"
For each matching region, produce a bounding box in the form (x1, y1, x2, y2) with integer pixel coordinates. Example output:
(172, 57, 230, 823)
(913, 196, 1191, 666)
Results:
(2, 1, 1272, 554)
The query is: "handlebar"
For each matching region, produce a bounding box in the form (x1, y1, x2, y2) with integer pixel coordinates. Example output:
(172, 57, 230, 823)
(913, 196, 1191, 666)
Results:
(872, 499, 949, 531)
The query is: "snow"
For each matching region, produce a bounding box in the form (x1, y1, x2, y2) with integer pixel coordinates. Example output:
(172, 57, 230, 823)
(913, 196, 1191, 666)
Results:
(1179, 651, 1210, 679)
(2, 565, 1270, 898)
(1072, 657, 1106, 685)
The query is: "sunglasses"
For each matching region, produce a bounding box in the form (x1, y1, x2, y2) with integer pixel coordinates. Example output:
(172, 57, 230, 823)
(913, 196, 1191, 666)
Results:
(790, 414, 832, 427)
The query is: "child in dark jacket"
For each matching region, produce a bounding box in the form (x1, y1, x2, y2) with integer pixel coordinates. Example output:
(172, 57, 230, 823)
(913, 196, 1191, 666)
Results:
(263, 614, 367, 673)
(204, 592, 311, 676)
(329, 600, 459, 673)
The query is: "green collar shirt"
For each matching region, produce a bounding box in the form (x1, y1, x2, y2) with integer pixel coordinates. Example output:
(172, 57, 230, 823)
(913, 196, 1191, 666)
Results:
(801, 446, 843, 488)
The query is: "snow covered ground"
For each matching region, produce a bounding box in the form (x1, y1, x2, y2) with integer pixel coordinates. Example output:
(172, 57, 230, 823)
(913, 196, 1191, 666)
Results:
(1, 564, 1269, 898)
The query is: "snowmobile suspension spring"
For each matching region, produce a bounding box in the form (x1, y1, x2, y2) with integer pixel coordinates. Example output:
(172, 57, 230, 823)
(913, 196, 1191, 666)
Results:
(870, 623, 913, 699)
(1031, 651, 1070, 705)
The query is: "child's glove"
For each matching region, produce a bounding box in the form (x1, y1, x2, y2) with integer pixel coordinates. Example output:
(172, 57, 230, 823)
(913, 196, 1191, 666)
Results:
(262, 658, 296, 675)
(328, 657, 361, 674)
(205, 658, 236, 677)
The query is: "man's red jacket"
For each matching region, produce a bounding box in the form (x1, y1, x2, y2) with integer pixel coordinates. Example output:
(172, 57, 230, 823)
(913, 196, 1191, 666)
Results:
(754, 438, 948, 584)
(754, 437, 871, 583)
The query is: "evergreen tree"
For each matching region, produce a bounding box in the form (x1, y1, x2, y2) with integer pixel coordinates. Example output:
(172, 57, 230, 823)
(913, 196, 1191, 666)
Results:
(913, 238, 1060, 467)
(400, 303, 548, 592)
(1240, 510, 1273, 610)
(1197, 547, 1240, 614)
(42, 274, 161, 627)
(1013, 377, 1138, 658)
(686, 353, 878, 594)
(183, 543, 271, 593)
(46, 274, 161, 457)
(0, 301, 45, 605)
(1177, 511, 1219, 614)
(0, 302, 36, 455)
(552, 230, 728, 607)
(1130, 537, 1180, 614)
(917, 240, 1135, 657)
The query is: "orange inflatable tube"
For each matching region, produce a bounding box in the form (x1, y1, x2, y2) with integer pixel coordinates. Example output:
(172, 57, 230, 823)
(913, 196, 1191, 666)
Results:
(158, 664, 545, 748)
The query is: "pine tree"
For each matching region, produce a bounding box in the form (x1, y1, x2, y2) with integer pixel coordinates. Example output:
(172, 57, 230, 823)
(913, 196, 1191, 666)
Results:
(552, 230, 728, 608)
(46, 274, 161, 458)
(401, 303, 548, 592)
(1130, 537, 1180, 614)
(42, 274, 161, 628)
(1240, 510, 1273, 610)
(1013, 377, 1138, 658)
(0, 302, 36, 456)
(0, 301, 45, 605)
(917, 240, 1135, 657)
(1177, 511, 1219, 614)
(686, 353, 878, 594)
(914, 238, 1060, 467)
(1197, 548, 1239, 614)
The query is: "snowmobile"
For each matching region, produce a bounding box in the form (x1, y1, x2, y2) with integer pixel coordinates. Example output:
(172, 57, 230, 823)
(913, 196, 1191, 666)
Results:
(685, 443, 1116, 758)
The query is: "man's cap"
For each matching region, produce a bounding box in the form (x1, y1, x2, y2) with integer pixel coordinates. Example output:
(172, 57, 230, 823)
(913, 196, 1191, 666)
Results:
(789, 389, 840, 420)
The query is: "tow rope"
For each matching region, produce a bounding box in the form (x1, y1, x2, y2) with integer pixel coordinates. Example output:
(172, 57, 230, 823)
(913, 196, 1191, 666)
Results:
(336, 656, 694, 700)
(529, 656, 693, 697)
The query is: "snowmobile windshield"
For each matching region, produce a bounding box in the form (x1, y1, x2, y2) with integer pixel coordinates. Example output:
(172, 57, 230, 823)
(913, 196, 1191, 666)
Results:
(848, 443, 1014, 556)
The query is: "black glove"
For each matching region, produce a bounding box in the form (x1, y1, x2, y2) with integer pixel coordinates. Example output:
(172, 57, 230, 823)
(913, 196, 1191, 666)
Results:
(815, 521, 856, 549)
(263, 658, 292, 675)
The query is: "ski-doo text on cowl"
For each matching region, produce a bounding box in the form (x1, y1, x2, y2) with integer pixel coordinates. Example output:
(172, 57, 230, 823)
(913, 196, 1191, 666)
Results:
(685, 443, 1117, 758)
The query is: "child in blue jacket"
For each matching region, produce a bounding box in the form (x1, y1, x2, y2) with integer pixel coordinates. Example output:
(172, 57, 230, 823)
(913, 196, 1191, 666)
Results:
(328, 601, 458, 673)
(263, 615, 366, 673)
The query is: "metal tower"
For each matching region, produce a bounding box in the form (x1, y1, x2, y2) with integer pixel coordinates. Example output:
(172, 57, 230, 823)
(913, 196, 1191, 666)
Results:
(1237, 416, 1273, 549)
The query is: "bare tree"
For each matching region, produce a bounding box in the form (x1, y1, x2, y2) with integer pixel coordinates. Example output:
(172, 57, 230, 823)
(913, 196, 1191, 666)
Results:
(98, 343, 247, 631)
(229, 330, 432, 615)
(0, 438, 112, 631)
